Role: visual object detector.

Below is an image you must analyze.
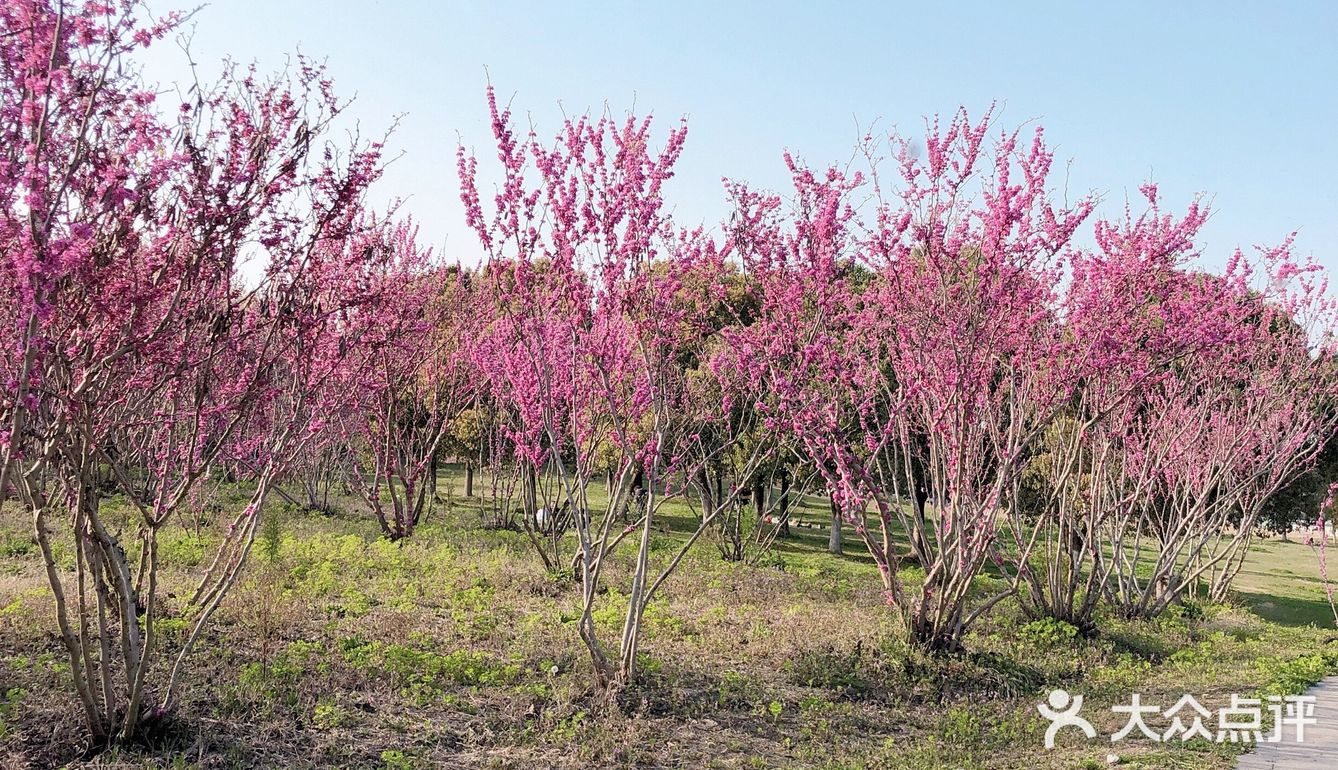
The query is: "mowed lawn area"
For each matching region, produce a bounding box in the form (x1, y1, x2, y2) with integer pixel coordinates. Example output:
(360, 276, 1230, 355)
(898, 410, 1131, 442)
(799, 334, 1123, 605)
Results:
(1, 465, 1336, 769)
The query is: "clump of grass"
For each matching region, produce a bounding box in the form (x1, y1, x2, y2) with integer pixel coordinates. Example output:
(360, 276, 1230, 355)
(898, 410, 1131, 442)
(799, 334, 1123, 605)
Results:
(260, 507, 284, 564)
(786, 643, 868, 695)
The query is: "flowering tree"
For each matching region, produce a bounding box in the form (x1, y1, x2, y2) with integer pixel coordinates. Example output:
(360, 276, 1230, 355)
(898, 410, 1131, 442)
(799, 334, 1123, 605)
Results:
(461, 89, 791, 689)
(4, 4, 1333, 736)
(1004, 188, 1214, 630)
(0, 1, 387, 742)
(1003, 186, 1338, 624)
(1098, 247, 1338, 616)
(342, 224, 478, 540)
(460, 89, 689, 688)
(728, 110, 1094, 651)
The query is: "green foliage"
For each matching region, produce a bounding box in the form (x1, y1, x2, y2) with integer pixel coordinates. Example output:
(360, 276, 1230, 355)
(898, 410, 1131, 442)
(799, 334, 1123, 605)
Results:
(589, 588, 627, 630)
(0, 687, 26, 740)
(157, 531, 209, 568)
(154, 616, 189, 642)
(445, 581, 500, 639)
(312, 701, 352, 730)
(1017, 617, 1079, 648)
(235, 655, 304, 713)
(3, 465, 1335, 769)
(1169, 598, 1209, 624)
(1256, 649, 1338, 696)
(379, 749, 421, 770)
(447, 408, 485, 456)
(938, 706, 982, 746)
(1260, 436, 1338, 535)
(0, 534, 33, 559)
(634, 651, 663, 677)
(785, 645, 867, 694)
(340, 636, 520, 695)
(260, 508, 284, 564)
(1088, 652, 1153, 695)
(0, 596, 25, 621)
(548, 708, 588, 741)
(717, 669, 765, 708)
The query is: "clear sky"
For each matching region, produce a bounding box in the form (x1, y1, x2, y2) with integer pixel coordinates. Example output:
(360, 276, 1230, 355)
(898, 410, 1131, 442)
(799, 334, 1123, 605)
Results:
(139, 1, 1338, 271)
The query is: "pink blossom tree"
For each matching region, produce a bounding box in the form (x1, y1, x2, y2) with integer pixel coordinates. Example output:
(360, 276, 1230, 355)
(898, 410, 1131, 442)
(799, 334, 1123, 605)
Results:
(998, 187, 1338, 625)
(1003, 188, 1215, 630)
(461, 89, 692, 688)
(461, 89, 791, 689)
(341, 222, 479, 541)
(1097, 245, 1338, 616)
(0, 1, 387, 742)
(727, 110, 1094, 651)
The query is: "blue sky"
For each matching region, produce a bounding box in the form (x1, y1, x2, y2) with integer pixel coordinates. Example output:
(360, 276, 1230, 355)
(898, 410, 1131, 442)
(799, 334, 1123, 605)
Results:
(140, 1, 1338, 271)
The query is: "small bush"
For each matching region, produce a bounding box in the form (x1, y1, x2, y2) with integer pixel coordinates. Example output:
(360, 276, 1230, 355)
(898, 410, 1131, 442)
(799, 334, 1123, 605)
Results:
(0, 534, 33, 559)
(157, 532, 208, 568)
(312, 701, 352, 730)
(0, 687, 27, 740)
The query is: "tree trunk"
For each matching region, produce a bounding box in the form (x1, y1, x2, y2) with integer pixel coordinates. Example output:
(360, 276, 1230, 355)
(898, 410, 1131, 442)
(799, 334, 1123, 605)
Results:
(778, 469, 791, 537)
(626, 468, 645, 522)
(429, 453, 439, 501)
(828, 495, 843, 555)
(909, 465, 932, 566)
(696, 466, 715, 523)
(522, 463, 538, 519)
(464, 460, 475, 498)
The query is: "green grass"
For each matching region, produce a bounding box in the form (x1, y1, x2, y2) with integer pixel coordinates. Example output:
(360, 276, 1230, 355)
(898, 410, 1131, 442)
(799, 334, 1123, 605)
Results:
(0, 464, 1335, 769)
(1232, 536, 1338, 628)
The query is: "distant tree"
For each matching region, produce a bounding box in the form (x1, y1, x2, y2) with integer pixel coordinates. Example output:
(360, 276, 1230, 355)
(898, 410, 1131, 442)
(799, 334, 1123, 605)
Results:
(447, 403, 487, 498)
(346, 233, 478, 541)
(1259, 399, 1338, 538)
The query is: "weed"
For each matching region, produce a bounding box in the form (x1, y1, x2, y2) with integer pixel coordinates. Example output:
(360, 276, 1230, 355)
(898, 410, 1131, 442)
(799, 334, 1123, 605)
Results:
(0, 534, 33, 558)
(1017, 617, 1079, 648)
(312, 701, 352, 730)
(0, 687, 26, 740)
(786, 645, 867, 695)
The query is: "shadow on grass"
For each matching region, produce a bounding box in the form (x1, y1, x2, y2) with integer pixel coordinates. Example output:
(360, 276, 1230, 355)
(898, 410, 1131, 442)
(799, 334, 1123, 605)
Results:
(1104, 623, 1182, 663)
(1235, 590, 1336, 630)
(901, 649, 1048, 701)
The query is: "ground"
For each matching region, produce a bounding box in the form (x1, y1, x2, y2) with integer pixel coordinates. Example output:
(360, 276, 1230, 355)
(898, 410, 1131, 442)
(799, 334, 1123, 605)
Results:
(1, 466, 1336, 769)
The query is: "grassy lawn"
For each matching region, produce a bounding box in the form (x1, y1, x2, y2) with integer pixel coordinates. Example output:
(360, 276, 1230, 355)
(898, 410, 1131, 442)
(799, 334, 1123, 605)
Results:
(1, 465, 1336, 769)
(1232, 537, 1338, 629)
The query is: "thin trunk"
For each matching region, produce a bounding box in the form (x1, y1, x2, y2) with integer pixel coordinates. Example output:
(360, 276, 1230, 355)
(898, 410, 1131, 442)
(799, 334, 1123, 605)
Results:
(696, 466, 715, 523)
(523, 463, 538, 519)
(828, 495, 843, 555)
(429, 453, 439, 501)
